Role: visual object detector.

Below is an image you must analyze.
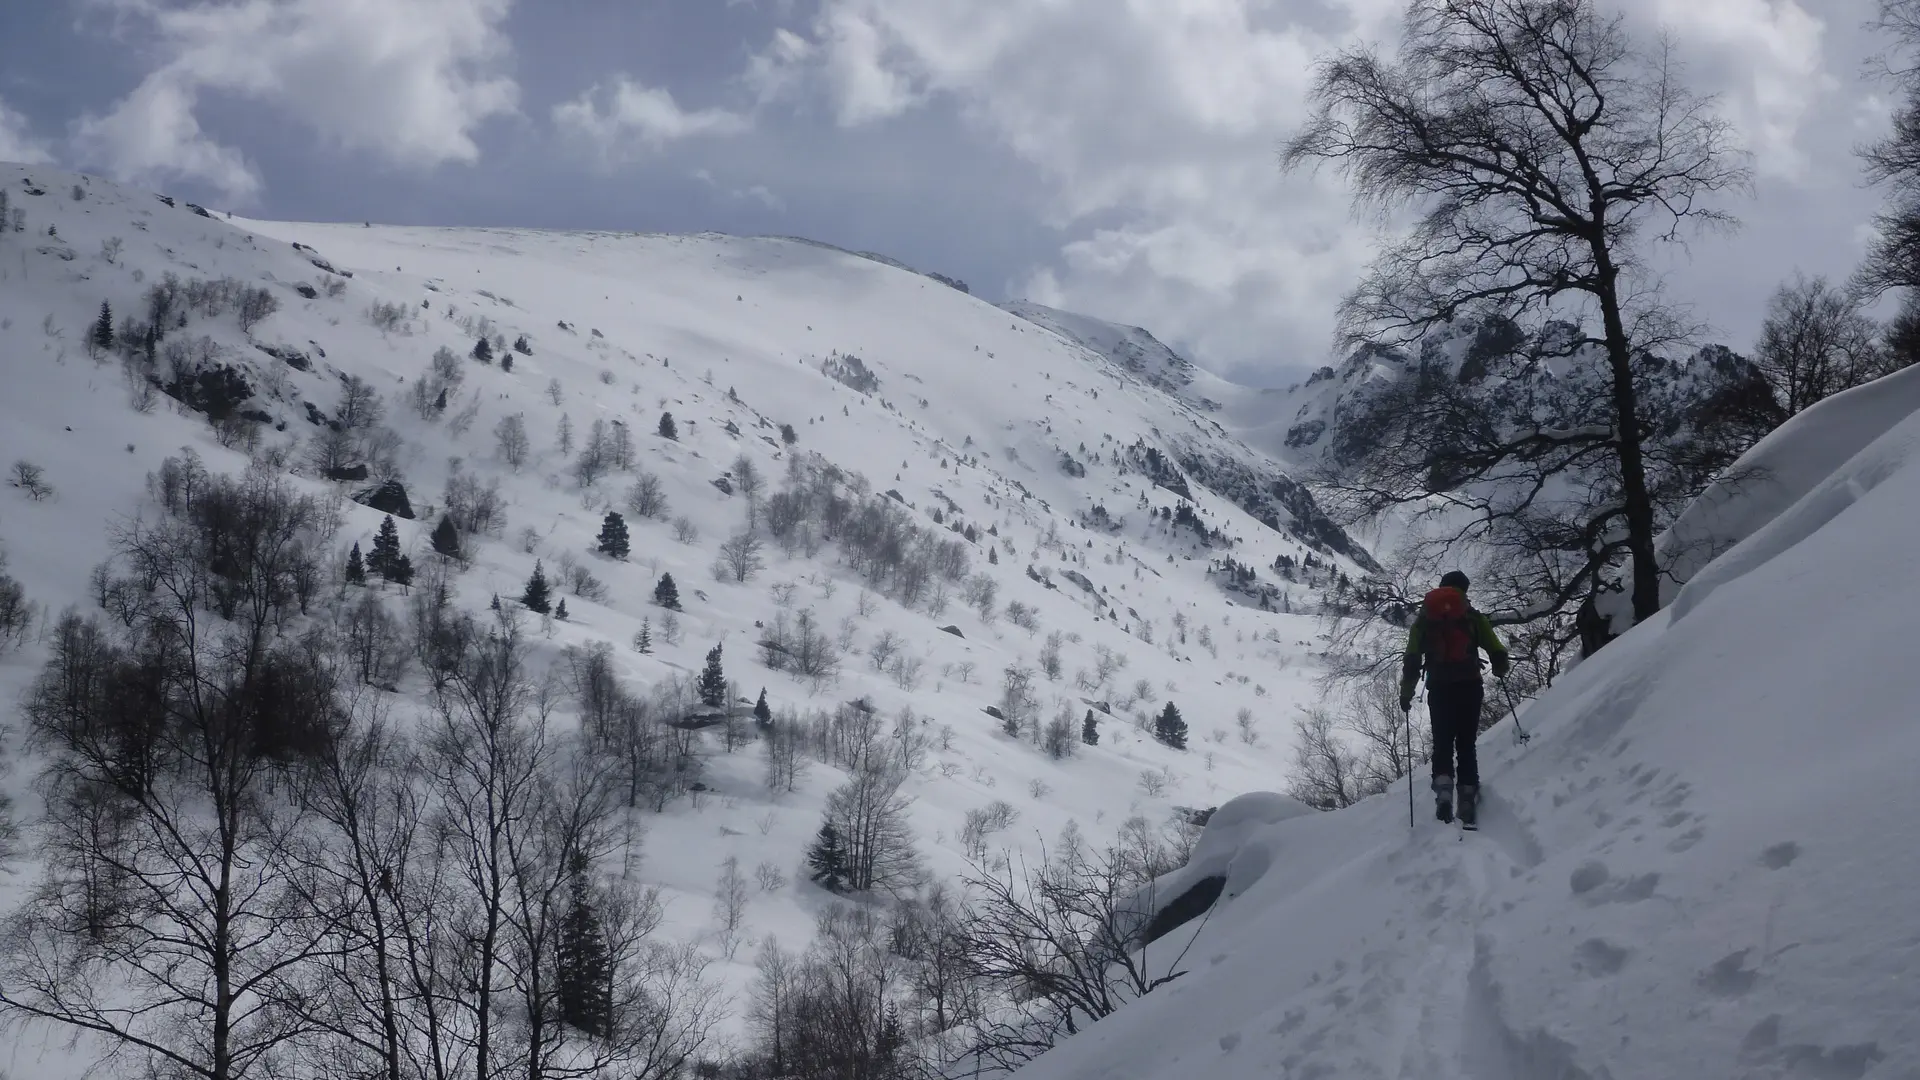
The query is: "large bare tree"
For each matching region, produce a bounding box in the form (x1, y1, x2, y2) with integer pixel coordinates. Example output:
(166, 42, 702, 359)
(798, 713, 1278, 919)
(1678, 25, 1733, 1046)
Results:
(1863, 0, 1920, 304)
(1283, 0, 1750, 625)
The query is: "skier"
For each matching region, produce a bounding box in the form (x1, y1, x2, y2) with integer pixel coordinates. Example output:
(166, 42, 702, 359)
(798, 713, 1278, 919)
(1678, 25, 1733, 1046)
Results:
(1400, 571, 1508, 827)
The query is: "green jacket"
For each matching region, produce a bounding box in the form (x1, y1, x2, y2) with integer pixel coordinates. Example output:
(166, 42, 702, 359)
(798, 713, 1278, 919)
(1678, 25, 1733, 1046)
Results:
(1401, 608, 1509, 700)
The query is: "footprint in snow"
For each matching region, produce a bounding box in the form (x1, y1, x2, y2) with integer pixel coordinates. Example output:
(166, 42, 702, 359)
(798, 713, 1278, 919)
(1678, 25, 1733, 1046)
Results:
(1568, 860, 1660, 905)
(1573, 937, 1631, 977)
(1699, 949, 1759, 998)
(1760, 841, 1801, 869)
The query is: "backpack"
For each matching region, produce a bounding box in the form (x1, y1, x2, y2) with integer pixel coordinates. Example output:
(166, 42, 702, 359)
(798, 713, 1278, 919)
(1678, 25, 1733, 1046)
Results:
(1420, 587, 1480, 683)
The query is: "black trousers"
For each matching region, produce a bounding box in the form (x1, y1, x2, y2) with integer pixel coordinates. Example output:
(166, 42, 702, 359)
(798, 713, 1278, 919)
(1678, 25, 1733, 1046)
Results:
(1428, 679, 1484, 788)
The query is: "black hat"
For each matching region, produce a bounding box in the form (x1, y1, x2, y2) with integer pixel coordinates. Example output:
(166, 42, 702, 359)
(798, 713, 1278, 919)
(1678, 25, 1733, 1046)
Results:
(1439, 570, 1470, 591)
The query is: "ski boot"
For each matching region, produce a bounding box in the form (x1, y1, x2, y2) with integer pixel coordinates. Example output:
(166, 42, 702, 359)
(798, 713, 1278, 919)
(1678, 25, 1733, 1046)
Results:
(1458, 784, 1479, 830)
(1432, 775, 1454, 824)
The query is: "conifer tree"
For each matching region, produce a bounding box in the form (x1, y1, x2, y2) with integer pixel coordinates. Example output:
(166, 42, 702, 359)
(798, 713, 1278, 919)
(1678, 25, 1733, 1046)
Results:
(555, 598, 569, 621)
(657, 411, 677, 441)
(90, 301, 115, 354)
(370, 516, 403, 580)
(556, 854, 614, 1037)
(753, 688, 772, 730)
(1154, 701, 1188, 750)
(500, 352, 513, 373)
(806, 821, 846, 892)
(490, 593, 502, 611)
(596, 510, 630, 559)
(471, 337, 493, 364)
(1082, 709, 1100, 746)
(653, 572, 680, 611)
(698, 643, 727, 708)
(430, 514, 461, 560)
(345, 542, 367, 585)
(988, 547, 999, 565)
(522, 560, 552, 614)
(387, 552, 414, 587)
(633, 619, 652, 653)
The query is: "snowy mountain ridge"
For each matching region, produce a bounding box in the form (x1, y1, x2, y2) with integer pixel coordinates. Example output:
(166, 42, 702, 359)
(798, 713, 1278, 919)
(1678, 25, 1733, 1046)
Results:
(0, 162, 1360, 1077)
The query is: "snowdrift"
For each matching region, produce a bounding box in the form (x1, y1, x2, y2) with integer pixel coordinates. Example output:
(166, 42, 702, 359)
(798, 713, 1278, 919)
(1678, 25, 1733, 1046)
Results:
(1013, 383, 1920, 1079)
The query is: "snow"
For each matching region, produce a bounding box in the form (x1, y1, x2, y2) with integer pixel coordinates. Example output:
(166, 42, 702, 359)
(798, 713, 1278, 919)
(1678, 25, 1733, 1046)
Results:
(0, 164, 1348, 1075)
(7, 162, 1916, 1080)
(1005, 377, 1920, 1079)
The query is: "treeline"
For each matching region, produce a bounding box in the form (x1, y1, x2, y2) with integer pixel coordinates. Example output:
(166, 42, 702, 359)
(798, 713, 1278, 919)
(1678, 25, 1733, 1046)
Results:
(0, 453, 1225, 1079)
(2, 456, 722, 1080)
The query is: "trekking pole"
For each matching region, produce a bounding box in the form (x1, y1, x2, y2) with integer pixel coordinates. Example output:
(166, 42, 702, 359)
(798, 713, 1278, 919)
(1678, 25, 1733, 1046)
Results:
(1501, 679, 1531, 746)
(1405, 699, 1415, 829)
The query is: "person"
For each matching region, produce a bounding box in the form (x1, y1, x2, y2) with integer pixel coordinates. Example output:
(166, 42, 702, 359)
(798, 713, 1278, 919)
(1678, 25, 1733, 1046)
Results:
(1400, 571, 1508, 826)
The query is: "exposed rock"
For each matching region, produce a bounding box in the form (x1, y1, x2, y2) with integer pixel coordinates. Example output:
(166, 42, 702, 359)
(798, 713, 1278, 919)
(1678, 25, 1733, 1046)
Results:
(354, 478, 413, 519)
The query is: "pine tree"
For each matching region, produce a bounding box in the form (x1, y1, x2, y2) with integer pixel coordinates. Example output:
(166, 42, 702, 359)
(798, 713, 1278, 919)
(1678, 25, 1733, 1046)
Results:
(1082, 709, 1100, 746)
(345, 542, 366, 585)
(1154, 701, 1188, 750)
(988, 547, 999, 565)
(430, 514, 461, 560)
(596, 511, 629, 559)
(555, 598, 569, 621)
(653, 572, 680, 611)
(657, 411, 677, 441)
(91, 301, 115, 354)
(471, 337, 493, 364)
(370, 516, 403, 581)
(513, 333, 531, 355)
(633, 619, 652, 653)
(698, 643, 726, 708)
(753, 688, 772, 730)
(522, 560, 552, 614)
(387, 552, 414, 587)
(555, 854, 614, 1037)
(806, 821, 846, 892)
(490, 593, 502, 611)
(500, 352, 513, 372)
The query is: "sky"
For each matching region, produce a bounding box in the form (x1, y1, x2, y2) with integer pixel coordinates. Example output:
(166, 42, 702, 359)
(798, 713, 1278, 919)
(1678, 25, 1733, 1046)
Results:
(0, 0, 1899, 386)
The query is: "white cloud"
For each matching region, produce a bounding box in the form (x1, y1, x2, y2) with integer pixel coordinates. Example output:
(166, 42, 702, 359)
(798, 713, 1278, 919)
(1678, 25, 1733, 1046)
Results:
(747, 0, 1872, 378)
(1644, 0, 1838, 180)
(0, 96, 55, 165)
(554, 78, 750, 163)
(73, 0, 519, 200)
(747, 1, 1369, 376)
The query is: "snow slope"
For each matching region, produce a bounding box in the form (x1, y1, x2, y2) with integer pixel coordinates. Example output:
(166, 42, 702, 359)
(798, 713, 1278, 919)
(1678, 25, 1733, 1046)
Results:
(0, 164, 1360, 1074)
(1006, 380, 1920, 1078)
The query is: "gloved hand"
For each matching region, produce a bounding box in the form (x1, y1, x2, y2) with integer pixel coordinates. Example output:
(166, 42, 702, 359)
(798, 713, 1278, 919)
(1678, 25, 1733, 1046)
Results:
(1400, 694, 1413, 714)
(1492, 658, 1510, 681)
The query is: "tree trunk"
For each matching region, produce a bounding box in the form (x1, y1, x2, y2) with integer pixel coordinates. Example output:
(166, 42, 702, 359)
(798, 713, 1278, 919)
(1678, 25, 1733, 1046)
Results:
(1595, 263, 1663, 623)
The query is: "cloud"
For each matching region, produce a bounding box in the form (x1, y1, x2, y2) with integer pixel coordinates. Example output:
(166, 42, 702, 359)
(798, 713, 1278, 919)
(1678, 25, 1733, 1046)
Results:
(746, 0, 1867, 379)
(0, 96, 55, 165)
(554, 78, 750, 163)
(72, 0, 519, 200)
(746, 1, 1373, 378)
(1643, 0, 1838, 180)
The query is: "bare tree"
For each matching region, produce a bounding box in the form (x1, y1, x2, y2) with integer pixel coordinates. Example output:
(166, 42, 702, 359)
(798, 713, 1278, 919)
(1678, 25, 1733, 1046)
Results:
(626, 471, 669, 520)
(1283, 0, 1750, 627)
(955, 831, 1171, 1071)
(713, 856, 750, 958)
(731, 453, 764, 529)
(824, 763, 922, 895)
(1861, 0, 1920, 303)
(7, 483, 334, 1080)
(495, 413, 531, 470)
(1750, 275, 1895, 419)
(720, 530, 766, 583)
